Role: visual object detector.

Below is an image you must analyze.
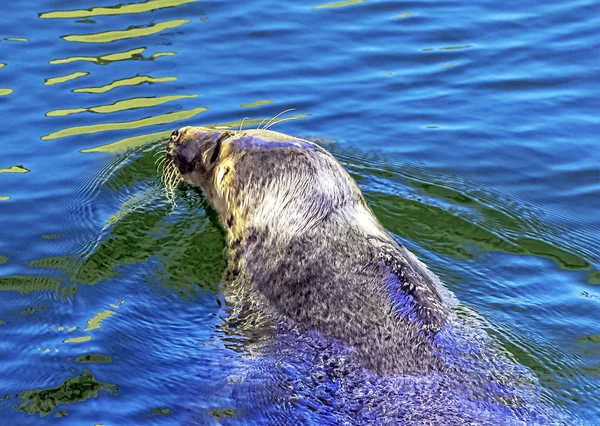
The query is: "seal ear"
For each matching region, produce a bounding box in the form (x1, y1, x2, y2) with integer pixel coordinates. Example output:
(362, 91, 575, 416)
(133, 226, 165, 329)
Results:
(208, 131, 232, 164)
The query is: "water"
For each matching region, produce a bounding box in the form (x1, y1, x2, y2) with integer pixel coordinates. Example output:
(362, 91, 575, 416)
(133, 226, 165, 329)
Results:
(0, 0, 598, 424)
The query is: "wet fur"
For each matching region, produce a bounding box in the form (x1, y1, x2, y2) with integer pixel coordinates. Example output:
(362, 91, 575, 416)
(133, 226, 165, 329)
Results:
(165, 127, 557, 425)
(167, 127, 447, 375)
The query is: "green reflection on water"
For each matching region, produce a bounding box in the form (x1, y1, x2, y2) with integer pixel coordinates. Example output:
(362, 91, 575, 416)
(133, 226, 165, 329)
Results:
(17, 369, 117, 418)
(0, 255, 7, 264)
(75, 354, 112, 363)
(367, 191, 591, 271)
(17, 304, 46, 317)
(27, 148, 225, 297)
(0, 276, 60, 293)
(209, 408, 239, 420)
(27, 257, 69, 269)
(41, 107, 207, 140)
(63, 19, 191, 43)
(588, 271, 600, 285)
(578, 334, 600, 344)
(152, 407, 173, 416)
(40, 0, 197, 19)
(340, 155, 594, 272)
(73, 75, 177, 94)
(47, 95, 198, 117)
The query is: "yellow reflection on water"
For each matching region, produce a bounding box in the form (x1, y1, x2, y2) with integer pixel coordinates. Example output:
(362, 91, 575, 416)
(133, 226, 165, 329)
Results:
(41, 0, 197, 19)
(47, 94, 198, 117)
(63, 336, 92, 343)
(397, 13, 414, 18)
(42, 107, 208, 140)
(0, 89, 13, 96)
(313, 0, 365, 9)
(0, 63, 6, 69)
(151, 52, 176, 59)
(0, 196, 10, 201)
(63, 19, 190, 43)
(214, 114, 311, 130)
(82, 130, 171, 153)
(44, 71, 89, 86)
(74, 75, 177, 94)
(50, 47, 177, 65)
(240, 99, 275, 108)
(0, 165, 29, 174)
(4, 37, 28, 42)
(51, 47, 146, 65)
(81, 113, 311, 153)
(85, 310, 116, 331)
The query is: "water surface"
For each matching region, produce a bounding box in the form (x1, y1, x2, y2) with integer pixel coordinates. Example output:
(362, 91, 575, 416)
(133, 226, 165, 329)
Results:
(0, 0, 598, 424)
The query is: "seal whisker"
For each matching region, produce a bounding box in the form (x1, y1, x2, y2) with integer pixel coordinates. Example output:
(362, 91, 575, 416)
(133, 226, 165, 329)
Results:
(162, 165, 175, 188)
(165, 167, 177, 188)
(153, 149, 167, 161)
(238, 117, 248, 134)
(263, 116, 298, 131)
(155, 155, 167, 165)
(156, 158, 167, 171)
(260, 108, 295, 130)
(257, 117, 269, 130)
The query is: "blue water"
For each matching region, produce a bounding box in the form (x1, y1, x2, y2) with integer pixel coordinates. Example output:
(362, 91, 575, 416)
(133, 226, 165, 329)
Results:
(0, 0, 598, 424)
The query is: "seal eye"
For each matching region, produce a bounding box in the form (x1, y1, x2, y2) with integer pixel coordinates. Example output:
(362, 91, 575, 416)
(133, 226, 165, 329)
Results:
(170, 130, 180, 144)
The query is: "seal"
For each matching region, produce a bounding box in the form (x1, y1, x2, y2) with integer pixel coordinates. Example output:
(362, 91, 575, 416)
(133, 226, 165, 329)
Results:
(165, 126, 445, 375)
(163, 126, 556, 425)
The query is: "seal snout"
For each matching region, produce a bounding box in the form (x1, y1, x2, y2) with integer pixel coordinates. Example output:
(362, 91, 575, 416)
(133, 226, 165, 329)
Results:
(167, 126, 219, 175)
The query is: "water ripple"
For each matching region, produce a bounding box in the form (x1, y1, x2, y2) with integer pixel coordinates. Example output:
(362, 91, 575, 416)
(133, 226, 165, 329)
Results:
(40, 0, 197, 19)
(62, 19, 191, 43)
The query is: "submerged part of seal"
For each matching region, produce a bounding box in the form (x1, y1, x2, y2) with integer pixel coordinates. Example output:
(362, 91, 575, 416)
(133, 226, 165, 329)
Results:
(165, 126, 446, 375)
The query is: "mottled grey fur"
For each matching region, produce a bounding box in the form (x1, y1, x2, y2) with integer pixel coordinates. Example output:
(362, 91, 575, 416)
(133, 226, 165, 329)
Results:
(167, 126, 445, 375)
(166, 126, 558, 424)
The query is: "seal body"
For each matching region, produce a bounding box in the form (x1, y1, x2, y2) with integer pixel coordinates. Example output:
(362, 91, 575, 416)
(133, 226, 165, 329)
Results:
(167, 126, 446, 375)
(165, 126, 556, 425)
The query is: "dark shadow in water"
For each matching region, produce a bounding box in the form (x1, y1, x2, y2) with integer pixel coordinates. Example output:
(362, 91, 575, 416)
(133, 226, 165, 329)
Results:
(2, 142, 226, 300)
(17, 369, 117, 418)
(323, 143, 595, 274)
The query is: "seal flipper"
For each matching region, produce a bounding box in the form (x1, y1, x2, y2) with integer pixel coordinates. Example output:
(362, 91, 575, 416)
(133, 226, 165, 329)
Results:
(378, 244, 445, 335)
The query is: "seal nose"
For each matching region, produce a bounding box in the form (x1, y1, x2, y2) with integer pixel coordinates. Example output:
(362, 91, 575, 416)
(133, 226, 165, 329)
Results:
(170, 126, 190, 145)
(170, 129, 180, 144)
